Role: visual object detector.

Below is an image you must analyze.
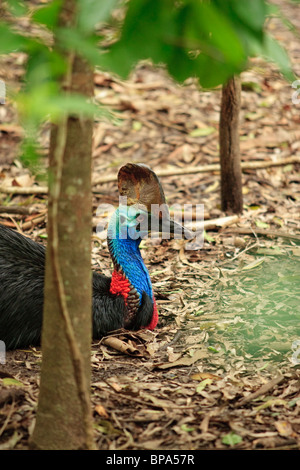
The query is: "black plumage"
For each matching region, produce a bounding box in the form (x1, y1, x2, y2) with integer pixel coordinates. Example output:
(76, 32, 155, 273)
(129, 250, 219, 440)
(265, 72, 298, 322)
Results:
(0, 223, 153, 350)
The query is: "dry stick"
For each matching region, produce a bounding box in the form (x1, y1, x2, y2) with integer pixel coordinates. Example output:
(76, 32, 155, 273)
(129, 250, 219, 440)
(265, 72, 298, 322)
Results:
(224, 227, 300, 242)
(21, 214, 46, 231)
(49, 66, 95, 449)
(203, 214, 239, 230)
(0, 186, 48, 194)
(1, 156, 299, 194)
(218, 241, 260, 267)
(237, 374, 284, 407)
(182, 214, 239, 235)
(92, 155, 300, 185)
(0, 205, 41, 215)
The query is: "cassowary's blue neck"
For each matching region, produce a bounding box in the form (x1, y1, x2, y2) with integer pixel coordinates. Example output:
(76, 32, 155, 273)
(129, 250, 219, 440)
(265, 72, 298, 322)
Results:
(107, 208, 153, 316)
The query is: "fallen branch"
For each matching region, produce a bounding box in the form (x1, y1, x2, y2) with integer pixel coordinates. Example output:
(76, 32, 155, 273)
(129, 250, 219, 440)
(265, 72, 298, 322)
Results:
(0, 186, 48, 195)
(92, 155, 300, 185)
(21, 214, 46, 230)
(224, 227, 300, 242)
(237, 374, 284, 407)
(186, 214, 240, 232)
(0, 205, 42, 215)
(203, 215, 239, 231)
(1, 157, 299, 194)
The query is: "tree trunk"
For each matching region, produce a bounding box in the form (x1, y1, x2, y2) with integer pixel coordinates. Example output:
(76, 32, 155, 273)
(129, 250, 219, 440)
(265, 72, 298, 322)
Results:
(219, 76, 243, 214)
(30, 2, 95, 450)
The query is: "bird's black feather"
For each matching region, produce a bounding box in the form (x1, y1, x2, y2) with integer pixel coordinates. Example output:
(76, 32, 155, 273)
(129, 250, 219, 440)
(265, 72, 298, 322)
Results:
(0, 224, 153, 350)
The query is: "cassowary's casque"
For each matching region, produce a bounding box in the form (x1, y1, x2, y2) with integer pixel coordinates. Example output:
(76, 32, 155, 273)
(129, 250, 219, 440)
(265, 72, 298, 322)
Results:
(0, 163, 189, 350)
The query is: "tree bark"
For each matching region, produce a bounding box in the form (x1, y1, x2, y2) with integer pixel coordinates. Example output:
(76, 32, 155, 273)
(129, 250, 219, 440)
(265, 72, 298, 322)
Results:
(219, 76, 243, 214)
(30, 1, 95, 450)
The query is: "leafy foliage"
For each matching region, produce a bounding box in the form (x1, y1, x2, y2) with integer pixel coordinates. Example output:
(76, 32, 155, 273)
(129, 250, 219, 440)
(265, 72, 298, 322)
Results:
(100, 0, 294, 87)
(0, 0, 294, 165)
(0, 0, 113, 164)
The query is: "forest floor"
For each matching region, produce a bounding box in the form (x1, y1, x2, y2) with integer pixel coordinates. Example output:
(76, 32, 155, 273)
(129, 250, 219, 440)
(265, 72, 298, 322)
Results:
(0, 0, 300, 451)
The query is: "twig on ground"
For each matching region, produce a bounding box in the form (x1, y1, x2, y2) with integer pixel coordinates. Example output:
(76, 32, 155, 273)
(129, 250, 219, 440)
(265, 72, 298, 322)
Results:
(1, 157, 299, 192)
(92, 156, 300, 185)
(224, 227, 300, 242)
(237, 374, 285, 407)
(0, 206, 41, 215)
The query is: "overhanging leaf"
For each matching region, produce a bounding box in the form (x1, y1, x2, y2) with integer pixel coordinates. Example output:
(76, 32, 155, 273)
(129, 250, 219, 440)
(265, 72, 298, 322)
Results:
(78, 0, 119, 33)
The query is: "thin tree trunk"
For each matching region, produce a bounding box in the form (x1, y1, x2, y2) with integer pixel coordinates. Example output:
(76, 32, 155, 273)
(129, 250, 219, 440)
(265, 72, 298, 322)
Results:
(30, 1, 95, 450)
(219, 76, 243, 214)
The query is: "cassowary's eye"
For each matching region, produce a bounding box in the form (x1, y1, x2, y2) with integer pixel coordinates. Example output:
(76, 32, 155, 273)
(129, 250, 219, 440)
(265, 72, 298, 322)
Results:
(136, 213, 145, 223)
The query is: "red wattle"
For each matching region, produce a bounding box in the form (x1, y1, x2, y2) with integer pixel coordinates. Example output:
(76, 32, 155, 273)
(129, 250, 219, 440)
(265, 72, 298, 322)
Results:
(109, 270, 131, 305)
(110, 269, 158, 330)
(146, 296, 158, 330)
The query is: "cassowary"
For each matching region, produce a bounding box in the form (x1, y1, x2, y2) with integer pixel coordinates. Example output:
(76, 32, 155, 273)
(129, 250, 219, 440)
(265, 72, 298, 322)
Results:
(0, 163, 189, 350)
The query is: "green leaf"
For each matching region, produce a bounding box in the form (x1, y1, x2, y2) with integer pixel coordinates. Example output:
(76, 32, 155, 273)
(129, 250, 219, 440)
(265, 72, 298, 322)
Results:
(100, 0, 247, 87)
(262, 34, 295, 82)
(189, 127, 216, 137)
(208, 346, 219, 353)
(57, 27, 101, 65)
(32, 0, 62, 29)
(78, 0, 119, 33)
(217, 0, 267, 35)
(242, 257, 265, 271)
(222, 431, 242, 446)
(2, 377, 24, 387)
(6, 0, 28, 16)
(0, 23, 27, 53)
(25, 44, 67, 87)
(189, 1, 245, 66)
(17, 82, 104, 139)
(245, 204, 261, 210)
(204, 230, 215, 243)
(181, 424, 195, 432)
(196, 378, 212, 392)
(132, 120, 142, 131)
(255, 220, 270, 228)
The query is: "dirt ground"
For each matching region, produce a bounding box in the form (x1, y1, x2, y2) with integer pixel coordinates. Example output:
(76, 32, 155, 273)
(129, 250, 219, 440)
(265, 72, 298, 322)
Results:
(0, 0, 300, 450)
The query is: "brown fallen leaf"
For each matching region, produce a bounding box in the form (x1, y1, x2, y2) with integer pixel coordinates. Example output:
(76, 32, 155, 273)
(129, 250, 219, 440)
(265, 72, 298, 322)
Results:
(95, 404, 109, 418)
(139, 439, 165, 450)
(166, 347, 182, 363)
(191, 372, 222, 381)
(0, 123, 24, 135)
(154, 348, 206, 369)
(274, 420, 294, 437)
(102, 337, 142, 356)
(237, 374, 284, 407)
(12, 174, 35, 188)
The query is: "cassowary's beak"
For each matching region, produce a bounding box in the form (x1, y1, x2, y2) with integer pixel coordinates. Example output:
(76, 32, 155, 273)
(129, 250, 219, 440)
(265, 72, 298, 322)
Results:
(162, 216, 195, 240)
(149, 213, 195, 241)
